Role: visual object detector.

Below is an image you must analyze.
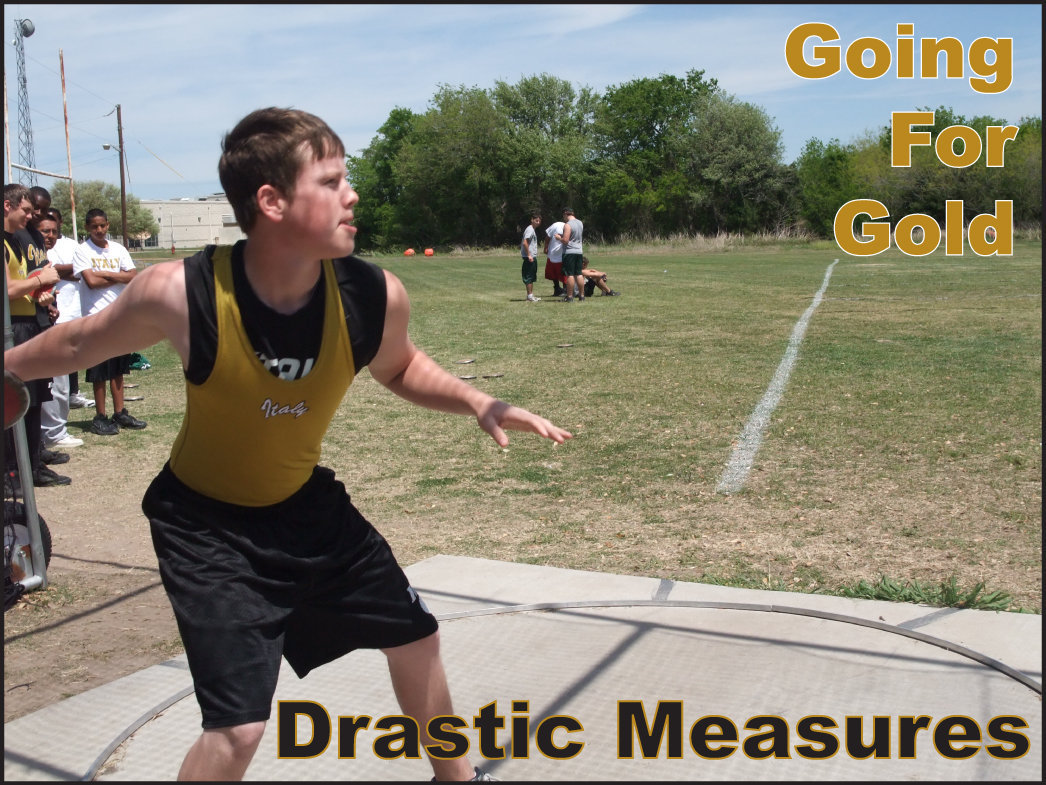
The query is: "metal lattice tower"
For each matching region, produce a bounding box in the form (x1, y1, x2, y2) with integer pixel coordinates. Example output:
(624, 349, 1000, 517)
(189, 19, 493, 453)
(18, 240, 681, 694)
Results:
(14, 18, 37, 186)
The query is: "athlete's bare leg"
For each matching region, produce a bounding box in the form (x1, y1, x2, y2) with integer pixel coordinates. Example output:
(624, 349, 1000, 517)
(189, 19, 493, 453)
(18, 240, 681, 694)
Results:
(177, 722, 266, 781)
(384, 632, 477, 781)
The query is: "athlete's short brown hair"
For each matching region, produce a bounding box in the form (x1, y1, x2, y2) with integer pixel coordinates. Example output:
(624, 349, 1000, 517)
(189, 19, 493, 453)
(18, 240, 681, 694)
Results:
(219, 107, 346, 233)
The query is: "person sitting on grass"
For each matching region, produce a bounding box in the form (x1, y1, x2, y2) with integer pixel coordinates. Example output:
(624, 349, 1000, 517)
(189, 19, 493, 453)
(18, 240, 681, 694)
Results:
(581, 256, 620, 297)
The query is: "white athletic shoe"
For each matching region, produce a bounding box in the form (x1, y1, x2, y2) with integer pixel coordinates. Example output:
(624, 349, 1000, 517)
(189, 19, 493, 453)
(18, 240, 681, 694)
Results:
(526, 294, 541, 302)
(47, 435, 84, 448)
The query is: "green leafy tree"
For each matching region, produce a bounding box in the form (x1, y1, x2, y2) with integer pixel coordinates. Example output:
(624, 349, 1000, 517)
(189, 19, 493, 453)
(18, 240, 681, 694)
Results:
(491, 74, 597, 235)
(859, 106, 1040, 227)
(589, 71, 721, 236)
(392, 84, 513, 246)
(999, 117, 1042, 226)
(491, 73, 597, 141)
(347, 107, 418, 251)
(795, 139, 859, 236)
(680, 94, 792, 234)
(47, 180, 159, 243)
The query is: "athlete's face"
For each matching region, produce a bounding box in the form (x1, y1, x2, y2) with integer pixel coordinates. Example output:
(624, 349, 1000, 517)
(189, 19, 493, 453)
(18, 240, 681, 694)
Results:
(86, 217, 109, 246)
(4, 197, 33, 232)
(37, 220, 59, 250)
(284, 153, 358, 258)
(31, 194, 51, 223)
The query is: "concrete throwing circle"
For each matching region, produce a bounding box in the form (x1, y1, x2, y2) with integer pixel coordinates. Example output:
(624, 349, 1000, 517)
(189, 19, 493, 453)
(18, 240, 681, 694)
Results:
(93, 602, 1040, 781)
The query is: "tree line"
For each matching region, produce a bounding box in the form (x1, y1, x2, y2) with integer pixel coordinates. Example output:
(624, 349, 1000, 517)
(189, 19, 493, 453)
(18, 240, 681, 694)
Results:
(45, 180, 159, 244)
(347, 71, 1041, 251)
(796, 109, 1042, 237)
(45, 72, 1041, 252)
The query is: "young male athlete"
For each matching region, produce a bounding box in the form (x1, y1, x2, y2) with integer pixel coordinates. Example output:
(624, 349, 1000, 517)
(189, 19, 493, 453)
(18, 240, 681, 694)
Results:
(559, 207, 585, 303)
(520, 213, 541, 302)
(3, 107, 572, 781)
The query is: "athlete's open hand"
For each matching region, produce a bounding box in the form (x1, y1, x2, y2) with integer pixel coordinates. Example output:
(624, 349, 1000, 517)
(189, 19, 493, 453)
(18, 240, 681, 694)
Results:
(477, 400, 572, 448)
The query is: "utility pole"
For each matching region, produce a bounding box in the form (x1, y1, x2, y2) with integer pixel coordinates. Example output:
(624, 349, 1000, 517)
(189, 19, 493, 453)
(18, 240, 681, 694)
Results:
(117, 104, 128, 248)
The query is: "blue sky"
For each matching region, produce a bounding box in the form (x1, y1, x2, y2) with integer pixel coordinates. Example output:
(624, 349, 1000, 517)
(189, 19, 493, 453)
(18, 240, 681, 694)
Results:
(4, 3, 1041, 201)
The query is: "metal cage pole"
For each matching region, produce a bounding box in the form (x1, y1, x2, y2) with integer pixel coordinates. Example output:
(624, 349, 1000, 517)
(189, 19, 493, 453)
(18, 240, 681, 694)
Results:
(3, 305, 48, 591)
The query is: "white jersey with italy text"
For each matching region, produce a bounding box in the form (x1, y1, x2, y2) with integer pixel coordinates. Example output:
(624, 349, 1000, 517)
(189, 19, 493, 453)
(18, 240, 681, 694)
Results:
(72, 237, 136, 316)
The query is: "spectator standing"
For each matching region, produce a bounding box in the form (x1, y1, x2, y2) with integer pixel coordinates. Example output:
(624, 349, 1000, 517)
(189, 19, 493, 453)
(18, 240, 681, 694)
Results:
(72, 208, 147, 436)
(3, 183, 67, 488)
(559, 207, 585, 303)
(38, 211, 86, 449)
(48, 208, 94, 410)
(543, 218, 566, 298)
(520, 213, 541, 302)
(14, 186, 57, 331)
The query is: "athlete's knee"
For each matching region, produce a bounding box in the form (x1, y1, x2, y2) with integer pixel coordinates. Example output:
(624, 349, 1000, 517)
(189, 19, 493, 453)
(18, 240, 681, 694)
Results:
(382, 630, 441, 662)
(210, 721, 267, 754)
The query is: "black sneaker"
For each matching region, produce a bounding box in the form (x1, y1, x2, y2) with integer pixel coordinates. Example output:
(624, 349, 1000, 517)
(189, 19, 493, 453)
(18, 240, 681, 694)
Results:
(602, 290, 620, 296)
(112, 409, 147, 430)
(431, 766, 500, 782)
(91, 413, 120, 436)
(33, 466, 71, 487)
(40, 449, 70, 466)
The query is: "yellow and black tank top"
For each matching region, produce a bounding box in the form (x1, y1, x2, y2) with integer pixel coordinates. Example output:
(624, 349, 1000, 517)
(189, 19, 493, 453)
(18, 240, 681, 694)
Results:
(4, 234, 36, 317)
(169, 242, 386, 506)
(14, 227, 54, 327)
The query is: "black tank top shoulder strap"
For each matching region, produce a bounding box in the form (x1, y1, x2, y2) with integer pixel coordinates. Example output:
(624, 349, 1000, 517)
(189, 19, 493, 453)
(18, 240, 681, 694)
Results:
(332, 255, 388, 371)
(183, 244, 223, 385)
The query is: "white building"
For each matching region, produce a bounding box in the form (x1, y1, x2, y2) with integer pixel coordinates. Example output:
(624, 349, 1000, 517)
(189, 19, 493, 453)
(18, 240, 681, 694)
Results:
(139, 194, 245, 251)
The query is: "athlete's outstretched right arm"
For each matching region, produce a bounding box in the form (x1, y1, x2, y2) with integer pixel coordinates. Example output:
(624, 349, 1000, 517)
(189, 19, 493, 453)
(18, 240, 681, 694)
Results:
(367, 270, 572, 448)
(4, 260, 190, 383)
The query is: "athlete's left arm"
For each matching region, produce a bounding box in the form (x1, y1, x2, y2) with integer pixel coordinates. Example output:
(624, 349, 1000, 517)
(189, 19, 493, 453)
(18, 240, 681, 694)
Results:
(367, 270, 571, 447)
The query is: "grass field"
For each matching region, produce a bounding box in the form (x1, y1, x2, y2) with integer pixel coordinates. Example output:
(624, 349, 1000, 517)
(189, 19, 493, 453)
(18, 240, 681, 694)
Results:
(133, 239, 1042, 611)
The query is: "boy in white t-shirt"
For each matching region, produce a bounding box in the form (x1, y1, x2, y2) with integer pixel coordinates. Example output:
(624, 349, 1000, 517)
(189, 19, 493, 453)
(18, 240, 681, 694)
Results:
(543, 219, 566, 298)
(72, 208, 147, 436)
(47, 208, 95, 410)
(520, 213, 541, 302)
(39, 209, 90, 448)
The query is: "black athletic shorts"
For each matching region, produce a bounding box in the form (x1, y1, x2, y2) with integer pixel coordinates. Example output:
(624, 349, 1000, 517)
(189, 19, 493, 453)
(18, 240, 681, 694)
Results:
(9, 318, 51, 404)
(142, 463, 439, 729)
(85, 353, 132, 383)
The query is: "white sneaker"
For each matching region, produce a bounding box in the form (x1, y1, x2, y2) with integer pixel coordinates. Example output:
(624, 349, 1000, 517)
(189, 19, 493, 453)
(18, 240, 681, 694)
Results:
(47, 435, 84, 448)
(70, 394, 95, 408)
(526, 294, 541, 302)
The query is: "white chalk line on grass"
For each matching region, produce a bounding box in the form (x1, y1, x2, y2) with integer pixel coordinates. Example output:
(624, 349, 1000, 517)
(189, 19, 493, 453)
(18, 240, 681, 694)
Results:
(716, 259, 839, 495)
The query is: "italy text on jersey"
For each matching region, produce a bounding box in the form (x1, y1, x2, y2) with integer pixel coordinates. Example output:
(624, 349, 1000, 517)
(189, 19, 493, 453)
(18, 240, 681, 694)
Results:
(260, 398, 309, 419)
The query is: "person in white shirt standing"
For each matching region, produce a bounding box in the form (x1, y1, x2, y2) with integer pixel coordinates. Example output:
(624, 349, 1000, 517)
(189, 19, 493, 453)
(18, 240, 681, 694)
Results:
(48, 208, 95, 411)
(520, 213, 541, 302)
(543, 218, 566, 298)
(39, 209, 88, 448)
(559, 207, 585, 303)
(72, 208, 147, 436)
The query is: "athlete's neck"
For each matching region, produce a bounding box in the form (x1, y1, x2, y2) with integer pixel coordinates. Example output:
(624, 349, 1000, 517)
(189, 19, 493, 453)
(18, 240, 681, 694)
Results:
(241, 238, 322, 315)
